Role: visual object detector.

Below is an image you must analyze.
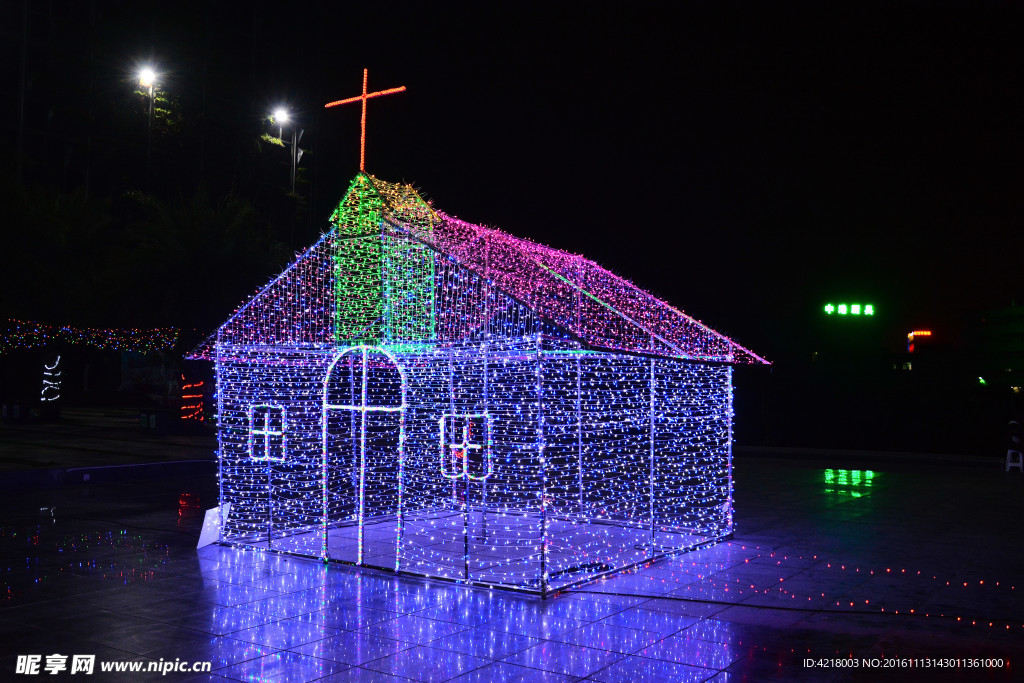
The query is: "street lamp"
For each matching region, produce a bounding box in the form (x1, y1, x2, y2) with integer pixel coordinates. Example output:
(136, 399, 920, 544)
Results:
(273, 107, 289, 139)
(138, 67, 158, 187)
(271, 107, 302, 195)
(139, 68, 156, 89)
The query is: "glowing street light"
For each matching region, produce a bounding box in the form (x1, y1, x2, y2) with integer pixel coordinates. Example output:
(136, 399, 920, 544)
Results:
(272, 107, 290, 138)
(139, 68, 156, 89)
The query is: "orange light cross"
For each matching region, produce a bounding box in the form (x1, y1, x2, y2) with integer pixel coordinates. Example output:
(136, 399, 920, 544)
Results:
(325, 68, 406, 171)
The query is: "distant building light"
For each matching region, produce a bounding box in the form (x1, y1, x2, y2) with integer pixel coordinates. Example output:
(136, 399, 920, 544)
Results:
(907, 330, 933, 353)
(825, 303, 874, 316)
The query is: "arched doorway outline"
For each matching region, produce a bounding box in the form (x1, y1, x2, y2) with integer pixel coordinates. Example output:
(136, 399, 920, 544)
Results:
(321, 345, 406, 568)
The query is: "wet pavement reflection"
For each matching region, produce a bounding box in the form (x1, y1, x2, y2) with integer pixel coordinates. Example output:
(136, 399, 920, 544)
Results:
(1, 459, 1022, 681)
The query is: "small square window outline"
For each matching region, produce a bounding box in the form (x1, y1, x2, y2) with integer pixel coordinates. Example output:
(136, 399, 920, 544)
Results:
(439, 413, 492, 481)
(249, 404, 287, 462)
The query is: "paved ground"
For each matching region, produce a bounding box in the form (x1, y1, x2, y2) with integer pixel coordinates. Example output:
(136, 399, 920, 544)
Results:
(0, 407, 215, 473)
(1, 409, 1022, 681)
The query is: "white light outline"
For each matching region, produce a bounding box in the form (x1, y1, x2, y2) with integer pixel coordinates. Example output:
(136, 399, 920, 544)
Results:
(439, 412, 493, 481)
(321, 345, 406, 568)
(248, 404, 287, 461)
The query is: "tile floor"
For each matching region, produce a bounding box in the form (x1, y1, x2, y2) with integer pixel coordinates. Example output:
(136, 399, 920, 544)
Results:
(1, 455, 1021, 681)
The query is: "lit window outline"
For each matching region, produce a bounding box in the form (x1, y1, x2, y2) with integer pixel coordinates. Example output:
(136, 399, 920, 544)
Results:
(439, 413, 492, 481)
(249, 404, 287, 461)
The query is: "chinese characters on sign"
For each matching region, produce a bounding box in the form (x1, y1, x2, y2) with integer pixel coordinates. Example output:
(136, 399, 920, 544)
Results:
(824, 303, 875, 316)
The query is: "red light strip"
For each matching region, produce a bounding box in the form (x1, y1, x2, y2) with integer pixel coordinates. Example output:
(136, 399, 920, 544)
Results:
(180, 376, 205, 421)
(325, 68, 407, 171)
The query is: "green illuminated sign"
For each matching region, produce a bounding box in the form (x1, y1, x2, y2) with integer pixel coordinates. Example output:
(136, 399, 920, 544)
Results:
(824, 303, 874, 316)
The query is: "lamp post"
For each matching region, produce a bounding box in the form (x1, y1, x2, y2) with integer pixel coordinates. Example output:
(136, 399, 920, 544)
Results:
(272, 107, 301, 195)
(139, 67, 157, 187)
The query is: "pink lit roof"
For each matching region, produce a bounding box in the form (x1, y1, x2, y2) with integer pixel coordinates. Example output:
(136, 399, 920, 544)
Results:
(190, 174, 768, 365)
(400, 210, 766, 364)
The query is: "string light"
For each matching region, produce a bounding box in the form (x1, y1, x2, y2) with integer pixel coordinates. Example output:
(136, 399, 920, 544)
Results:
(40, 356, 62, 402)
(718, 541, 1024, 633)
(324, 69, 407, 172)
(191, 172, 767, 595)
(180, 374, 205, 421)
(907, 329, 932, 354)
(2, 319, 178, 356)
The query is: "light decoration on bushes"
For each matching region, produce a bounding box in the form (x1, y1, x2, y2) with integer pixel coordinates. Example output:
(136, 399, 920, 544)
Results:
(1, 319, 178, 355)
(40, 356, 62, 402)
(189, 172, 768, 595)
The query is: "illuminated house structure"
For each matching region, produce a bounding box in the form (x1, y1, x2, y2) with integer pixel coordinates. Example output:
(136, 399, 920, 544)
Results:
(190, 173, 768, 595)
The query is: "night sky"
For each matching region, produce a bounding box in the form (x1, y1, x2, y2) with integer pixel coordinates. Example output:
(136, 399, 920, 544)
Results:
(5, 1, 1024, 361)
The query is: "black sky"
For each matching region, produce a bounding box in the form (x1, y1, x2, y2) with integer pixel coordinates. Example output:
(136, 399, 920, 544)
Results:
(5, 1, 1024, 360)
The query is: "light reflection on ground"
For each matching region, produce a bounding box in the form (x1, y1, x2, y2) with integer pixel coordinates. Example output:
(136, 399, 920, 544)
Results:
(0, 460, 1021, 681)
